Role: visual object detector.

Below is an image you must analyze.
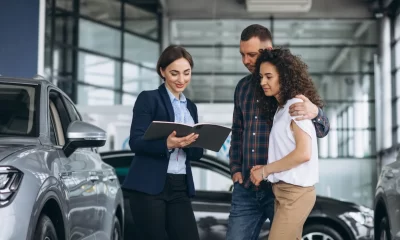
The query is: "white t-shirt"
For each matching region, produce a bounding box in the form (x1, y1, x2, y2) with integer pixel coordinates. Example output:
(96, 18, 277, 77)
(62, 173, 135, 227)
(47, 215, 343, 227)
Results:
(267, 98, 319, 187)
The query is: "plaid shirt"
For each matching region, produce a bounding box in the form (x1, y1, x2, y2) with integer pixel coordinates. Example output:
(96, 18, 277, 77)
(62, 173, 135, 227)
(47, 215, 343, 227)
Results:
(229, 74, 330, 189)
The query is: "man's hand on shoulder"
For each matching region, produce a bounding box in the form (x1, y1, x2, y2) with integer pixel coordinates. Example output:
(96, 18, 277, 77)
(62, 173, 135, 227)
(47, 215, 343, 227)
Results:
(289, 94, 319, 121)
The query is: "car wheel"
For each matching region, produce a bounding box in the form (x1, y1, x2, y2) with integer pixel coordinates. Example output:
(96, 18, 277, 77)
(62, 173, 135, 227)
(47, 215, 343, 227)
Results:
(33, 214, 58, 240)
(377, 216, 391, 240)
(302, 224, 343, 240)
(112, 216, 122, 240)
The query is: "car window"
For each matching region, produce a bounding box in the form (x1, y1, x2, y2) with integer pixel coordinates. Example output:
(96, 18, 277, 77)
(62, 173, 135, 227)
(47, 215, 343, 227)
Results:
(63, 97, 81, 122)
(49, 90, 72, 145)
(0, 83, 38, 137)
(102, 155, 133, 183)
(192, 166, 232, 192)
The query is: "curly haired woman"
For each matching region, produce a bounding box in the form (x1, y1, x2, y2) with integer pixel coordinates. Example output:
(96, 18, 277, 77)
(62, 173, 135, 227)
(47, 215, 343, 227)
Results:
(249, 48, 324, 240)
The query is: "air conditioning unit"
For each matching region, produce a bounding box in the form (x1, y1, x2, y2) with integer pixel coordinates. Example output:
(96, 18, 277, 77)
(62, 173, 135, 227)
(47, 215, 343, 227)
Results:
(246, 0, 312, 13)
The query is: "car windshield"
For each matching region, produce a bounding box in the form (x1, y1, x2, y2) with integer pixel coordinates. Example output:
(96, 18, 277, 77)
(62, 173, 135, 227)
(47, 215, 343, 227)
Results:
(0, 83, 38, 137)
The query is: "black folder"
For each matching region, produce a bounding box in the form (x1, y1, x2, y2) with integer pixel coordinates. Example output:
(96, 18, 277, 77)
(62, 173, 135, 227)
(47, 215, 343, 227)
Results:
(143, 121, 232, 152)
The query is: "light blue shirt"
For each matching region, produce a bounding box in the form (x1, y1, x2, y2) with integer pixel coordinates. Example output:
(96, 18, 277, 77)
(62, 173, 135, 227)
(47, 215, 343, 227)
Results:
(166, 88, 195, 174)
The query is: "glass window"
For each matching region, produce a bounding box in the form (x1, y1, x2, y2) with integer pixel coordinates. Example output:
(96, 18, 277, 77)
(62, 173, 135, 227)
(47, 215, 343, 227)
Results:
(122, 62, 159, 97)
(56, 0, 72, 11)
(122, 94, 136, 106)
(54, 10, 74, 45)
(78, 52, 120, 88)
(124, 33, 159, 68)
(79, 19, 121, 58)
(77, 84, 115, 106)
(80, 0, 121, 27)
(274, 20, 377, 45)
(0, 83, 38, 137)
(124, 4, 158, 39)
(171, 20, 271, 45)
(51, 46, 75, 98)
(316, 158, 376, 207)
(63, 97, 81, 122)
(192, 166, 232, 192)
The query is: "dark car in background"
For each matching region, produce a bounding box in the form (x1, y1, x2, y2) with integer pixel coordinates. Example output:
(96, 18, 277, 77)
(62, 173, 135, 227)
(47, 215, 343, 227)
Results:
(374, 151, 400, 240)
(101, 150, 374, 240)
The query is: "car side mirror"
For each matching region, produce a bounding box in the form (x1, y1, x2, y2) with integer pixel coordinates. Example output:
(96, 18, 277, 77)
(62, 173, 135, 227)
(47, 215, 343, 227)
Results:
(63, 121, 106, 157)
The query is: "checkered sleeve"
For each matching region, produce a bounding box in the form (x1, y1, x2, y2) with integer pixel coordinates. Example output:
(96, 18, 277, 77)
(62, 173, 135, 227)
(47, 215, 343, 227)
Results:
(313, 108, 330, 138)
(229, 83, 243, 176)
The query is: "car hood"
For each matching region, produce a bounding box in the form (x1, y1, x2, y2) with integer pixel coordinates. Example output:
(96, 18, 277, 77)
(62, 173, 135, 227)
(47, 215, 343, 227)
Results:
(316, 195, 364, 211)
(0, 138, 39, 161)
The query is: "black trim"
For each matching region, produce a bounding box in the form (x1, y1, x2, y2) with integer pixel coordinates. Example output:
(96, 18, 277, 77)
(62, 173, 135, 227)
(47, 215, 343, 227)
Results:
(71, 0, 79, 103)
(391, 38, 399, 48)
(392, 67, 400, 75)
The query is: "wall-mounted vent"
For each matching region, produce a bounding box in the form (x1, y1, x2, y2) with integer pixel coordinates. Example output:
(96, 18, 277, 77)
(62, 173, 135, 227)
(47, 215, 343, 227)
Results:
(246, 0, 312, 13)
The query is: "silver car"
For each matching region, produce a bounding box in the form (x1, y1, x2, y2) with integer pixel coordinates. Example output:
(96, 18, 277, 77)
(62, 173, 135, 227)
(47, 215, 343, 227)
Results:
(374, 153, 400, 240)
(0, 77, 124, 240)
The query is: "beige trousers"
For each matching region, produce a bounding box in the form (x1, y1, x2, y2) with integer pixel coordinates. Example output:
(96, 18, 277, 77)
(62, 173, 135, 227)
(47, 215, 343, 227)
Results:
(268, 181, 316, 240)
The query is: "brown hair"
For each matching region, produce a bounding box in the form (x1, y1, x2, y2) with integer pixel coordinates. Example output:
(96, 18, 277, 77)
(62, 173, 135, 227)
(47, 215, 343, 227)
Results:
(156, 45, 194, 80)
(254, 48, 324, 121)
(241, 24, 273, 42)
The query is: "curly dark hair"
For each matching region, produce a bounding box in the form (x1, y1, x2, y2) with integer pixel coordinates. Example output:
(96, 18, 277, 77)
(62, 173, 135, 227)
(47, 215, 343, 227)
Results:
(253, 48, 324, 121)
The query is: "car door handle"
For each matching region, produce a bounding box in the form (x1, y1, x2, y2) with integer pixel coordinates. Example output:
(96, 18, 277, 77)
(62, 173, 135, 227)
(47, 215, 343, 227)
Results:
(88, 176, 100, 182)
(59, 172, 72, 179)
(108, 175, 117, 181)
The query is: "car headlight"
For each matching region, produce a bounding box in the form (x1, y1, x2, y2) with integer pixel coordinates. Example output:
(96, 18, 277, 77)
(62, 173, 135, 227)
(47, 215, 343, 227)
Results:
(0, 166, 23, 206)
(347, 206, 374, 228)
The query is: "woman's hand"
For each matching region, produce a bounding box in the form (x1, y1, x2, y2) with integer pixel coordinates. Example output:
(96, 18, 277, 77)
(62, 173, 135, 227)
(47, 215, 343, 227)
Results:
(250, 165, 268, 186)
(167, 131, 199, 149)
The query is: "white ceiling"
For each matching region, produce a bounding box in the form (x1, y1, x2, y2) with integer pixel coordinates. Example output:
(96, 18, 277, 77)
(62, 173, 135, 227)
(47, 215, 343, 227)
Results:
(166, 0, 373, 19)
(170, 19, 377, 102)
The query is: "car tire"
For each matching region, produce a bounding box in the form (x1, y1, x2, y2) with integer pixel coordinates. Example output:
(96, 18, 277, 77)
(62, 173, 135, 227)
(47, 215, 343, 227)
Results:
(33, 214, 58, 240)
(112, 216, 122, 240)
(376, 216, 391, 240)
(302, 224, 343, 240)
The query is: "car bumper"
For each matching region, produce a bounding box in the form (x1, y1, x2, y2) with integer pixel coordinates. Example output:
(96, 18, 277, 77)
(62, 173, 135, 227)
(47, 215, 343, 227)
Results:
(0, 201, 31, 240)
(352, 224, 374, 240)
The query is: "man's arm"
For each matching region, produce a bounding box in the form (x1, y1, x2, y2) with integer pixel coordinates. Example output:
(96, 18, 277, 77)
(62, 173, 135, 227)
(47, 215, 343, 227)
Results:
(312, 108, 330, 138)
(288, 94, 330, 138)
(229, 84, 244, 178)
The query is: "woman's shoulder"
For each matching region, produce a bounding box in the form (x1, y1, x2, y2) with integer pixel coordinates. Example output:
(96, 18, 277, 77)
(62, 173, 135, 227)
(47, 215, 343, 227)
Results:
(285, 97, 304, 106)
(136, 89, 159, 100)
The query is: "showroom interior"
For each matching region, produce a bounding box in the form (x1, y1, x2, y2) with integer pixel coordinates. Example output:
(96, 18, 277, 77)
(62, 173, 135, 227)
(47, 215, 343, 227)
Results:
(1, 0, 400, 239)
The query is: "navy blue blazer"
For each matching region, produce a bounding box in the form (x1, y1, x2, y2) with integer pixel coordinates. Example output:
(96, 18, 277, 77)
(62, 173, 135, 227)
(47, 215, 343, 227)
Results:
(122, 83, 204, 197)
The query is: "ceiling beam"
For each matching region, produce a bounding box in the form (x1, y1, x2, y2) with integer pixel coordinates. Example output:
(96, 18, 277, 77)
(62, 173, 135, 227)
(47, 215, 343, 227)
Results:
(329, 21, 372, 72)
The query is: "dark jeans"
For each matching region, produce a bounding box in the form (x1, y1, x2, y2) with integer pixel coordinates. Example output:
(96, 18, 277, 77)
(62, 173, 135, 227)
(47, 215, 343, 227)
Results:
(226, 182, 275, 240)
(128, 174, 199, 240)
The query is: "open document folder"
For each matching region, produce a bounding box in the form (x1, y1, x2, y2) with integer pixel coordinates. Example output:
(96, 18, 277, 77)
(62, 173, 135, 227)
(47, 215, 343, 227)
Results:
(143, 121, 232, 152)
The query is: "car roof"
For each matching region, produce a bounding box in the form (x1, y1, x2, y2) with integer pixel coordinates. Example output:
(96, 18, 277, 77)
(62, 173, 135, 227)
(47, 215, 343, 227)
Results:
(100, 150, 231, 176)
(0, 76, 49, 85)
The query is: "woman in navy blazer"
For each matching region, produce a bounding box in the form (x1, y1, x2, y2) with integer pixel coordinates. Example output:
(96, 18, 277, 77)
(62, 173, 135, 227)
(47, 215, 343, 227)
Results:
(122, 45, 204, 240)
